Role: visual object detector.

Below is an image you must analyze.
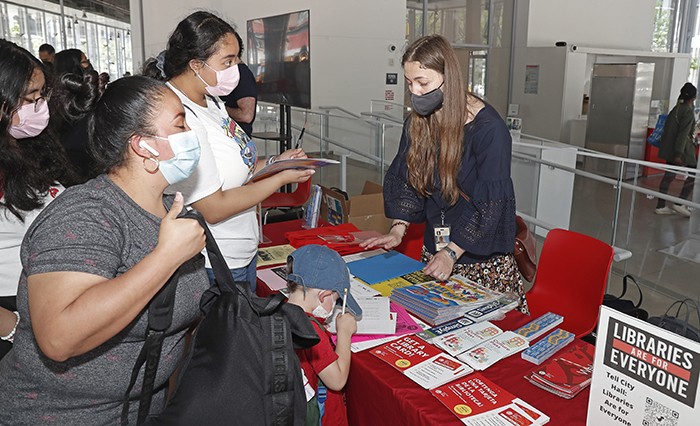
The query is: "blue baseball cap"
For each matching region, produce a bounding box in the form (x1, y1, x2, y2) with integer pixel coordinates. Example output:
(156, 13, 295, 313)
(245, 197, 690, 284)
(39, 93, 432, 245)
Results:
(287, 245, 362, 318)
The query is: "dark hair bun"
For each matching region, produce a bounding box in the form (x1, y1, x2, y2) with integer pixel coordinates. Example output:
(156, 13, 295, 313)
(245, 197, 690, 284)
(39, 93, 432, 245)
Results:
(680, 82, 697, 101)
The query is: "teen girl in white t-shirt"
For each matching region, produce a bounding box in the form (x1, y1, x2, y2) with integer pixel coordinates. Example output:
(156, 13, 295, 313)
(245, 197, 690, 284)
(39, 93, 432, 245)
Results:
(144, 11, 313, 289)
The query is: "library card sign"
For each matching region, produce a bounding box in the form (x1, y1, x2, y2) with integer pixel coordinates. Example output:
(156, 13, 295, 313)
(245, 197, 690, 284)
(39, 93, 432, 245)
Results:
(587, 306, 700, 426)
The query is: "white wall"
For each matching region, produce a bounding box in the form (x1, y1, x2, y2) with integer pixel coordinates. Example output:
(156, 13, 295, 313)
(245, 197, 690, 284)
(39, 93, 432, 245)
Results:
(527, 0, 657, 51)
(130, 0, 406, 116)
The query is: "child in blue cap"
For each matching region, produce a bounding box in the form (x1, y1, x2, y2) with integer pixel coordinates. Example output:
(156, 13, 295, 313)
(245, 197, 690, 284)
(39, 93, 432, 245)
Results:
(286, 244, 361, 426)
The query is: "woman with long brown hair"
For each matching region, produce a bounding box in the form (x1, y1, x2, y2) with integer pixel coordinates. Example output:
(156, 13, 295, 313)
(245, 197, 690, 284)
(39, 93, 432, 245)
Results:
(362, 35, 527, 312)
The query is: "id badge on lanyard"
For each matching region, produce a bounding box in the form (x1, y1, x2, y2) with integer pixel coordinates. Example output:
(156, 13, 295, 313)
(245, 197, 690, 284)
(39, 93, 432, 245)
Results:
(434, 209, 450, 251)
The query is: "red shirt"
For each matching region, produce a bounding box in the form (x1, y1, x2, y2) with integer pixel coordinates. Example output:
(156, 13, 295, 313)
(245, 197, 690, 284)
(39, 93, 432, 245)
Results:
(296, 313, 349, 426)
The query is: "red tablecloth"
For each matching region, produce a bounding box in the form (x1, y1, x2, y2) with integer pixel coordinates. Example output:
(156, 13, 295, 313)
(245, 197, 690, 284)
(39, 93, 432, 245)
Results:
(345, 311, 590, 425)
(259, 220, 591, 425)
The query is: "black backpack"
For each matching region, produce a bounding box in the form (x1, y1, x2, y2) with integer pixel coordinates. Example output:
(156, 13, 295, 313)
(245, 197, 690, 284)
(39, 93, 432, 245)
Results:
(122, 211, 320, 425)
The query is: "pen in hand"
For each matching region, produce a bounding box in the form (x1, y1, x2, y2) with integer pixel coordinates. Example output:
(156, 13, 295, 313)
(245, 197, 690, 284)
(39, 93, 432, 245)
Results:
(341, 288, 348, 315)
(294, 128, 306, 150)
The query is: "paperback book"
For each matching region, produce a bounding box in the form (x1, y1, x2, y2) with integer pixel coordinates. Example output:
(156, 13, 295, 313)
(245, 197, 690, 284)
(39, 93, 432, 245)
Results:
(431, 373, 550, 425)
(367, 270, 433, 297)
(370, 335, 472, 388)
(521, 328, 574, 365)
(390, 275, 502, 326)
(433, 321, 504, 357)
(250, 158, 339, 182)
(457, 331, 529, 371)
(514, 312, 563, 342)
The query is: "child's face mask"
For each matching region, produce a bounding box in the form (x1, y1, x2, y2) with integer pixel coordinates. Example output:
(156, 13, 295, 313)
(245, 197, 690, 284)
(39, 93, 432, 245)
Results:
(311, 293, 334, 319)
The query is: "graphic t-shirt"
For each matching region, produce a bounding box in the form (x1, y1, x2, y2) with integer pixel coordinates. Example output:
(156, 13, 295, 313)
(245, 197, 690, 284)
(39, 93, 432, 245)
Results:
(167, 83, 259, 269)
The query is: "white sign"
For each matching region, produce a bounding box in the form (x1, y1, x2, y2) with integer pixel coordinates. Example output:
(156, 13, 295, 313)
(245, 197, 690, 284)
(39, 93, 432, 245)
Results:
(587, 306, 700, 426)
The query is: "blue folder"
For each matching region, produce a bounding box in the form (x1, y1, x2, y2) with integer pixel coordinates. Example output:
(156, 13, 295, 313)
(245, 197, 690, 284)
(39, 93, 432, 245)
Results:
(347, 251, 425, 285)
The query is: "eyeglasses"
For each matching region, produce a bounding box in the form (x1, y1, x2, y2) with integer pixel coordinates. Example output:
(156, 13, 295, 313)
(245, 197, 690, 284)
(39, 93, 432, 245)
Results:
(18, 90, 52, 113)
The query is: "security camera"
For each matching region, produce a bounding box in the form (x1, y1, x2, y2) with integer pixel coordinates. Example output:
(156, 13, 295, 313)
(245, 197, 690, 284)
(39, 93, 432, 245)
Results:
(388, 44, 397, 53)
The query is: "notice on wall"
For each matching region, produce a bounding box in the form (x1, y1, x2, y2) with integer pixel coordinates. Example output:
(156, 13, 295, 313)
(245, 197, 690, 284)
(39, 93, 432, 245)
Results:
(524, 65, 539, 94)
(586, 306, 700, 426)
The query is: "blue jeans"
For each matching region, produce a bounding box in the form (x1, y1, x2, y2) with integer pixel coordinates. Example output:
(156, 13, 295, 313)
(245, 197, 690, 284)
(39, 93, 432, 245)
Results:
(206, 257, 257, 292)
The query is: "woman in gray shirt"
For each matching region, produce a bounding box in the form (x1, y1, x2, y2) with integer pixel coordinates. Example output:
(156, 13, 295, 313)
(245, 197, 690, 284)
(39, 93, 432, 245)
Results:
(0, 76, 208, 424)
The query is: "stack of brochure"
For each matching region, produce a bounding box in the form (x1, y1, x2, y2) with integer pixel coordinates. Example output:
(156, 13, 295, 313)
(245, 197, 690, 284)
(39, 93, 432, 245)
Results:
(390, 275, 501, 325)
(521, 328, 575, 365)
(524, 343, 594, 399)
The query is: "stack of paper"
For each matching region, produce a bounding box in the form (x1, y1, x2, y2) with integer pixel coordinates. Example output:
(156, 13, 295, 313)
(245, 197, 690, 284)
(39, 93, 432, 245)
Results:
(456, 331, 529, 370)
(390, 275, 502, 325)
(328, 297, 396, 335)
(524, 342, 594, 399)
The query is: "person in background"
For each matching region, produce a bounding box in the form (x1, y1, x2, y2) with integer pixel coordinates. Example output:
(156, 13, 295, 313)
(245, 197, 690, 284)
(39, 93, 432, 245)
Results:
(38, 43, 55, 64)
(0, 76, 208, 424)
(221, 31, 257, 137)
(361, 35, 528, 313)
(655, 82, 697, 217)
(0, 40, 72, 359)
(143, 11, 312, 291)
(38, 43, 55, 75)
(54, 48, 92, 77)
(286, 245, 360, 426)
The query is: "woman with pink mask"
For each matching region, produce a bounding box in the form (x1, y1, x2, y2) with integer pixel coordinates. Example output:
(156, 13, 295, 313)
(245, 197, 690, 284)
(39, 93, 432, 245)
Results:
(144, 11, 312, 291)
(0, 40, 74, 359)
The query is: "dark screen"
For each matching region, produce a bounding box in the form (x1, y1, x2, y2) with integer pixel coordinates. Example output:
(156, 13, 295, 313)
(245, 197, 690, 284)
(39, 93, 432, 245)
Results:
(247, 10, 310, 109)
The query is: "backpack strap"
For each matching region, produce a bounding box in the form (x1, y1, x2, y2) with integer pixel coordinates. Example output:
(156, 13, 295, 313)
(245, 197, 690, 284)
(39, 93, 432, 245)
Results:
(121, 271, 179, 425)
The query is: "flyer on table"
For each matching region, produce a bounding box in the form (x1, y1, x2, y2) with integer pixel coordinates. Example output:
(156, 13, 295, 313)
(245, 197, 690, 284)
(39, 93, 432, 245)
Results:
(587, 306, 700, 426)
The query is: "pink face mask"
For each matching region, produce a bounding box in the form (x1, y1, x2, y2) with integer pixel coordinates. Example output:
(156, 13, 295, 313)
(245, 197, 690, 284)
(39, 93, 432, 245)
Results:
(196, 62, 240, 97)
(9, 99, 50, 139)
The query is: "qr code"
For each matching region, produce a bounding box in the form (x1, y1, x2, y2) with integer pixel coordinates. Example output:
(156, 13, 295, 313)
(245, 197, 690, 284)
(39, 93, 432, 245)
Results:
(643, 397, 679, 426)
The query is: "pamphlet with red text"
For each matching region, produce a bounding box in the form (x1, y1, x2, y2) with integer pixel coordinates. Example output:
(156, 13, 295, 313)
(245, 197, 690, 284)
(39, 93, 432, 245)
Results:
(370, 334, 472, 388)
(431, 373, 550, 425)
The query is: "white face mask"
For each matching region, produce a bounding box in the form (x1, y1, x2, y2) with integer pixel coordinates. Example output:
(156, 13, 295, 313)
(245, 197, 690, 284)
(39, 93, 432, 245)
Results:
(195, 61, 240, 97)
(311, 294, 334, 320)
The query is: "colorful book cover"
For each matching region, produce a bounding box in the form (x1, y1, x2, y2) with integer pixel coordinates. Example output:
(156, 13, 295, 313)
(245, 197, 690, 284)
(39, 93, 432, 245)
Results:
(370, 335, 443, 372)
(514, 312, 563, 342)
(391, 275, 500, 313)
(521, 328, 575, 365)
(434, 321, 504, 357)
(458, 331, 530, 371)
(347, 250, 425, 285)
(368, 270, 433, 297)
(416, 317, 476, 341)
(403, 353, 473, 389)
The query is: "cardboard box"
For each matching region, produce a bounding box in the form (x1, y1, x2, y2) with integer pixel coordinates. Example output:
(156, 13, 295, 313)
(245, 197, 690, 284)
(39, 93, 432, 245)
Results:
(319, 181, 392, 234)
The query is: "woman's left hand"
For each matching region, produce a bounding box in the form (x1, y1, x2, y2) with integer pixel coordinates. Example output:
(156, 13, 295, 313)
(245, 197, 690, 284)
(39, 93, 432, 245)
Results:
(424, 250, 455, 281)
(277, 148, 307, 161)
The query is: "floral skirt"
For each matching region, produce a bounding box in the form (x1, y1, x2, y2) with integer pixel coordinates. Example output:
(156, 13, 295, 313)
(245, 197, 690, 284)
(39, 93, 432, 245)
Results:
(421, 247, 529, 314)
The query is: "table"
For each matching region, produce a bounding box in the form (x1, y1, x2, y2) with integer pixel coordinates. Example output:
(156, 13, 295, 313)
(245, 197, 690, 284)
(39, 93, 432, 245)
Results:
(258, 220, 591, 425)
(346, 311, 590, 425)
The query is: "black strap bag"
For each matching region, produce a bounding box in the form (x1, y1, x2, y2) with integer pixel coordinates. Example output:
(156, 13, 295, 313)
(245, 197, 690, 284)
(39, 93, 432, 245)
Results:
(648, 299, 700, 343)
(122, 211, 320, 425)
(602, 275, 649, 321)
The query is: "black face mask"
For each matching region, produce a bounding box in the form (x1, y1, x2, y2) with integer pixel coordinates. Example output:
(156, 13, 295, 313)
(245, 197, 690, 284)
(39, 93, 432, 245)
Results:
(411, 82, 444, 116)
